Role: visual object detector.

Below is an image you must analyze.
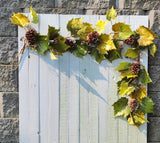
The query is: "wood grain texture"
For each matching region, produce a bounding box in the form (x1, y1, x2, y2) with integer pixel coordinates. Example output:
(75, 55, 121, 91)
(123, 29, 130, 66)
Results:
(19, 15, 148, 143)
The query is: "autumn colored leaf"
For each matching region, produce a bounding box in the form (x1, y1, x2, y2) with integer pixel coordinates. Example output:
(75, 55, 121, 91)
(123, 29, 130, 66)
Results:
(128, 110, 148, 128)
(118, 80, 135, 97)
(115, 62, 131, 71)
(97, 34, 116, 54)
(136, 26, 158, 46)
(67, 18, 83, 36)
(124, 48, 140, 59)
(106, 6, 117, 21)
(120, 69, 138, 79)
(112, 22, 134, 40)
(131, 85, 147, 103)
(112, 97, 131, 118)
(30, 6, 39, 24)
(50, 51, 58, 60)
(94, 20, 108, 34)
(149, 44, 157, 57)
(77, 22, 94, 41)
(10, 13, 30, 27)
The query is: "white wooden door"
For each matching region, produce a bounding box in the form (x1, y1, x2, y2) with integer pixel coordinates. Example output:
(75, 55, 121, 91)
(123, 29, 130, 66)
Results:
(19, 15, 148, 143)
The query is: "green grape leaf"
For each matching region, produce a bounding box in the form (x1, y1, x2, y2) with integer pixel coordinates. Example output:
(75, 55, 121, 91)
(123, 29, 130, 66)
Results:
(105, 49, 122, 62)
(124, 49, 140, 59)
(36, 35, 52, 55)
(149, 44, 157, 57)
(54, 35, 70, 53)
(119, 80, 135, 97)
(30, 6, 39, 24)
(67, 18, 83, 36)
(10, 13, 30, 27)
(94, 20, 108, 34)
(138, 67, 152, 85)
(91, 48, 106, 63)
(136, 26, 158, 46)
(72, 40, 88, 58)
(77, 23, 94, 41)
(128, 110, 148, 128)
(112, 97, 131, 118)
(131, 85, 147, 103)
(139, 97, 154, 114)
(47, 25, 60, 40)
(106, 6, 117, 21)
(115, 62, 131, 71)
(112, 22, 134, 40)
(97, 34, 116, 54)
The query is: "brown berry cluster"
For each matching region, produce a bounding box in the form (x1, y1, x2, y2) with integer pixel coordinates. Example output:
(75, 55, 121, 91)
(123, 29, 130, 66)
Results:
(65, 38, 76, 49)
(128, 99, 138, 111)
(131, 62, 140, 75)
(87, 31, 99, 45)
(124, 35, 136, 45)
(25, 28, 37, 45)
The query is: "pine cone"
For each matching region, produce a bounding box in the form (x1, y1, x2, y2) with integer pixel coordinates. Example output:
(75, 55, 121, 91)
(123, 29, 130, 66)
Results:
(128, 99, 138, 111)
(65, 38, 76, 49)
(49, 37, 58, 46)
(131, 62, 140, 74)
(124, 35, 136, 45)
(25, 28, 37, 45)
(87, 31, 99, 44)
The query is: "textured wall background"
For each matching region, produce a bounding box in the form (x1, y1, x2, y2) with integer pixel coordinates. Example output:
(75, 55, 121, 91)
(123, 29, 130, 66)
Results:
(0, 0, 159, 143)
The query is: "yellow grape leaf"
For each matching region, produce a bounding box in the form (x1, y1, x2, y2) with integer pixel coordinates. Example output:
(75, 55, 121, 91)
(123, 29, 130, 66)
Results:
(124, 49, 140, 59)
(149, 44, 157, 57)
(115, 62, 131, 71)
(112, 22, 134, 40)
(94, 20, 108, 34)
(120, 69, 138, 80)
(50, 52, 58, 60)
(106, 6, 117, 21)
(119, 81, 135, 97)
(128, 110, 148, 128)
(136, 26, 158, 46)
(30, 6, 39, 24)
(10, 13, 30, 27)
(97, 34, 116, 54)
(77, 22, 94, 41)
(131, 85, 147, 103)
(67, 18, 83, 35)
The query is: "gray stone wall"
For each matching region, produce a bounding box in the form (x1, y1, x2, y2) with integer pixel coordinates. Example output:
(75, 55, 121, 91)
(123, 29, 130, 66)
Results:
(0, 0, 159, 142)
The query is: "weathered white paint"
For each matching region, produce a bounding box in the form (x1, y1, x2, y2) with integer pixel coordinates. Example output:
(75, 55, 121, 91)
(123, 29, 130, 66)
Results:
(19, 15, 148, 143)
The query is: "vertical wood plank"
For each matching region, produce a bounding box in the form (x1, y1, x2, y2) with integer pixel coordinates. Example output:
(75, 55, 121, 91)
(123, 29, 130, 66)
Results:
(39, 14, 60, 143)
(79, 15, 99, 143)
(116, 16, 130, 143)
(59, 15, 81, 143)
(19, 13, 39, 143)
(59, 15, 70, 143)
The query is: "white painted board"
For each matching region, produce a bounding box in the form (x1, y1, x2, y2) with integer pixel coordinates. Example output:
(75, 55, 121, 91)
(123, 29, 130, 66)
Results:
(19, 15, 148, 143)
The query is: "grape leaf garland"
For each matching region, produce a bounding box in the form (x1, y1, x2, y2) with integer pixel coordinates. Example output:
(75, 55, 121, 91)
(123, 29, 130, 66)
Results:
(10, 6, 157, 128)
